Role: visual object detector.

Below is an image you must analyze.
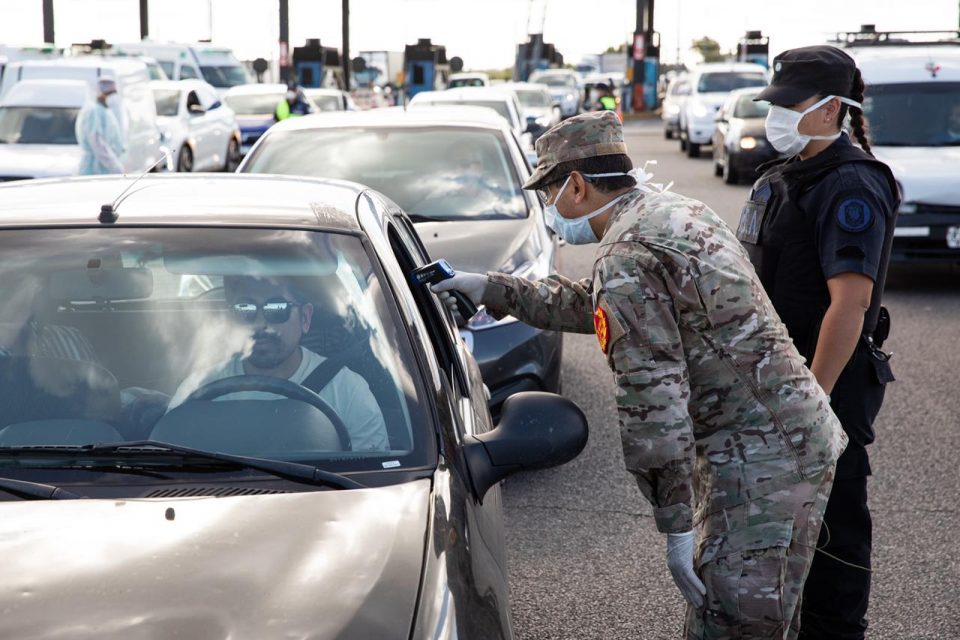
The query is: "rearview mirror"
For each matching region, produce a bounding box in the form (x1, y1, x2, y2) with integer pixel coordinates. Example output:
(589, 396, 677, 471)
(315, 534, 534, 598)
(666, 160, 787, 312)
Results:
(464, 391, 588, 501)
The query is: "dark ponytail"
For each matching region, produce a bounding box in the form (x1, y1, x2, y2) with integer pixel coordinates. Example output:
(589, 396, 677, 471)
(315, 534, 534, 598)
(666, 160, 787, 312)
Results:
(839, 68, 872, 156)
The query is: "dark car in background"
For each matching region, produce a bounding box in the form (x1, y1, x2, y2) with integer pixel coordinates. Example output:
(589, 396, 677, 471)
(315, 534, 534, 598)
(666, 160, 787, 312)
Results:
(0, 174, 587, 639)
(240, 107, 562, 418)
(712, 87, 780, 184)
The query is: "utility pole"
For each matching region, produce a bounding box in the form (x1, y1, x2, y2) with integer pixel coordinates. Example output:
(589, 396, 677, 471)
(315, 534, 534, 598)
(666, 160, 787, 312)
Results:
(139, 0, 149, 40)
(279, 0, 290, 84)
(42, 0, 55, 44)
(342, 0, 350, 91)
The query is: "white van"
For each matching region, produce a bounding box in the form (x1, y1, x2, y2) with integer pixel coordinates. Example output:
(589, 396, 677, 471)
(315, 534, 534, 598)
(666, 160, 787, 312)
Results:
(849, 39, 960, 263)
(113, 41, 250, 94)
(678, 62, 768, 157)
(0, 58, 164, 176)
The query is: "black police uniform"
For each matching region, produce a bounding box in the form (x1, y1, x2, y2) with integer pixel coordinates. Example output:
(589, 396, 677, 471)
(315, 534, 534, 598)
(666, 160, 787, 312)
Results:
(737, 132, 899, 639)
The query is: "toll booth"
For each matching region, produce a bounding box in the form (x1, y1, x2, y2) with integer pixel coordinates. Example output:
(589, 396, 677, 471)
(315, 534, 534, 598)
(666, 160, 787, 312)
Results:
(404, 38, 450, 98)
(629, 31, 660, 111)
(293, 39, 343, 89)
(831, 24, 960, 47)
(737, 31, 770, 68)
(514, 34, 564, 82)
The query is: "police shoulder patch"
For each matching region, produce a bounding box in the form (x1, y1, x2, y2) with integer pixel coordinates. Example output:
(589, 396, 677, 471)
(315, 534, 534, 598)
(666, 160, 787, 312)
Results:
(836, 197, 873, 233)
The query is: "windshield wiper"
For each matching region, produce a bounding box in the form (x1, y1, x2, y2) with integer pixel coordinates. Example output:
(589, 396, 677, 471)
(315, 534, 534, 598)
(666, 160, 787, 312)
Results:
(0, 441, 365, 491)
(0, 477, 80, 500)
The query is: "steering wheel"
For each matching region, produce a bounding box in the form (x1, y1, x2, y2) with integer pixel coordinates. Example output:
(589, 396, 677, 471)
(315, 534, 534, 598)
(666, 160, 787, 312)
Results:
(181, 375, 352, 451)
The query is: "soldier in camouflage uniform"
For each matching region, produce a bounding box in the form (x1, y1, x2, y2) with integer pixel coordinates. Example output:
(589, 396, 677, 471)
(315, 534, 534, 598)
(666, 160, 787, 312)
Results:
(433, 111, 847, 639)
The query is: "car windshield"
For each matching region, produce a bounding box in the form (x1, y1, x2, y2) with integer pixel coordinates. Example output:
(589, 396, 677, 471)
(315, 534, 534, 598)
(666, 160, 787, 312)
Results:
(698, 72, 767, 93)
(200, 65, 249, 88)
(309, 94, 343, 111)
(243, 127, 527, 221)
(863, 82, 960, 147)
(152, 89, 181, 117)
(224, 93, 283, 115)
(0, 107, 79, 145)
(532, 74, 575, 88)
(0, 227, 431, 473)
(734, 95, 769, 118)
(449, 78, 486, 88)
(514, 89, 551, 107)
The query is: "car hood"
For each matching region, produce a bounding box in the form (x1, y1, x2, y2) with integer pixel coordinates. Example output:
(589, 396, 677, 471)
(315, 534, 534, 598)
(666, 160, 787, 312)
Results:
(735, 117, 768, 138)
(523, 106, 551, 120)
(872, 146, 960, 206)
(545, 87, 576, 100)
(0, 144, 82, 179)
(0, 480, 431, 639)
(416, 217, 533, 273)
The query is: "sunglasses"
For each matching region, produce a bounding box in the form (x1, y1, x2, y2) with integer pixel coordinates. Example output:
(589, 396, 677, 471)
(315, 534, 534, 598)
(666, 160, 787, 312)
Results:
(230, 298, 300, 324)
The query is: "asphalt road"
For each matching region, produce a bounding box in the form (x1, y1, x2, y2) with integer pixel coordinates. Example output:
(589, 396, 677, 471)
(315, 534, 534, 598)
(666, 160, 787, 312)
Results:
(503, 118, 960, 639)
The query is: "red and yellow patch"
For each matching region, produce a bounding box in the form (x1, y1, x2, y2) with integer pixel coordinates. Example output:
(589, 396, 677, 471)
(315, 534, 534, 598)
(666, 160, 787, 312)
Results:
(594, 306, 610, 353)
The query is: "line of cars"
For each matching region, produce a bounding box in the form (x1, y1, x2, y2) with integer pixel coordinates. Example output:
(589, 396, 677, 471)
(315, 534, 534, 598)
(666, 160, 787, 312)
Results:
(0, 50, 589, 640)
(664, 36, 960, 266)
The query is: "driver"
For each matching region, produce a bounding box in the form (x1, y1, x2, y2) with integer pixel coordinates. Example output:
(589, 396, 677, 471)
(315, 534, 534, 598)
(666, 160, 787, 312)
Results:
(168, 276, 389, 451)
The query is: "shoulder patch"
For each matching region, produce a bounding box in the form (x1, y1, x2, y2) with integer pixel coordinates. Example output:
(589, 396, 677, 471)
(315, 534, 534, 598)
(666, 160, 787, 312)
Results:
(836, 197, 873, 233)
(593, 301, 625, 355)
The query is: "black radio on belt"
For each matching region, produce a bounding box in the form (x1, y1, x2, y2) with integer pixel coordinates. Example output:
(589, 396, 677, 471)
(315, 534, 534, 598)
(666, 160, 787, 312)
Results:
(411, 259, 480, 320)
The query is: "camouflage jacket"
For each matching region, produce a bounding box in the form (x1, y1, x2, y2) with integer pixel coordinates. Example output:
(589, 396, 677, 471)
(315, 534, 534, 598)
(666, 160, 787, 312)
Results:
(484, 189, 847, 533)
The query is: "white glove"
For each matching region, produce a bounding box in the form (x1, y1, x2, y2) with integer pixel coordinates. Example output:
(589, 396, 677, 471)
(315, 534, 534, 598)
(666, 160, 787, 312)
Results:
(429, 272, 487, 305)
(666, 531, 706, 609)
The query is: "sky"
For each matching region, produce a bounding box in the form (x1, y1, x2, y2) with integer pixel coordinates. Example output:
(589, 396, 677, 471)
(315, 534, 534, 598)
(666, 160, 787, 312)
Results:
(0, 0, 957, 70)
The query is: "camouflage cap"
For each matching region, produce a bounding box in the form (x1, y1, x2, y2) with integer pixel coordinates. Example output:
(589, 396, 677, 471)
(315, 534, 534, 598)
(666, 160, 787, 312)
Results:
(523, 111, 628, 190)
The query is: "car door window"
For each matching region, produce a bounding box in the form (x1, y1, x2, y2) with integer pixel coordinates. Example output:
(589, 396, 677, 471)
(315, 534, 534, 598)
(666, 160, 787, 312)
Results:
(179, 65, 200, 80)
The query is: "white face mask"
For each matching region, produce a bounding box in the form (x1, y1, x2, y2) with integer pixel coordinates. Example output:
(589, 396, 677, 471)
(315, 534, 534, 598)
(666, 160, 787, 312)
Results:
(544, 173, 633, 245)
(105, 93, 120, 109)
(764, 94, 862, 156)
(286, 91, 297, 102)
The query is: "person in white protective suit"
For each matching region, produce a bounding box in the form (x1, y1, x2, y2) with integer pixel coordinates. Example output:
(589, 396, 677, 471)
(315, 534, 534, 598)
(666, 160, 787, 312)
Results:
(75, 78, 125, 175)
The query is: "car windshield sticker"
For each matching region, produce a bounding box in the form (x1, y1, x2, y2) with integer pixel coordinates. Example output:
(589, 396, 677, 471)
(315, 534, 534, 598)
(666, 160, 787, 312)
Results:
(382, 460, 401, 469)
(837, 197, 873, 233)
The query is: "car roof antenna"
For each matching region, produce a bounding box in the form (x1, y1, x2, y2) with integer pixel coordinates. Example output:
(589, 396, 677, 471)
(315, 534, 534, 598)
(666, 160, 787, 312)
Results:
(98, 151, 173, 224)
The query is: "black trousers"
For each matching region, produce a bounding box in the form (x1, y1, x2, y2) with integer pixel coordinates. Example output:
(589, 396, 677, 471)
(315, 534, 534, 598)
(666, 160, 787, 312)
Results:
(799, 339, 890, 640)
(798, 464, 871, 640)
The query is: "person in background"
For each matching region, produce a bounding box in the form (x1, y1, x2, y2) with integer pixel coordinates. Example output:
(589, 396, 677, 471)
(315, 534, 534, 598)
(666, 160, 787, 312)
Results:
(275, 82, 314, 121)
(75, 78, 125, 175)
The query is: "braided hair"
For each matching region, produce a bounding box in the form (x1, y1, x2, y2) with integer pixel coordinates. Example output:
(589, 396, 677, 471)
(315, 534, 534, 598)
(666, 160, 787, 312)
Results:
(837, 68, 873, 156)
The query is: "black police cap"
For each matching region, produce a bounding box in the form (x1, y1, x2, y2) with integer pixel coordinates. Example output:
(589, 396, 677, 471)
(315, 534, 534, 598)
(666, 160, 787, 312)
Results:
(754, 45, 857, 106)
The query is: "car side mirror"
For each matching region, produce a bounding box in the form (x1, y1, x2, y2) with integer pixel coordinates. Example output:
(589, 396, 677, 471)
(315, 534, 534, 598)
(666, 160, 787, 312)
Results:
(188, 103, 206, 115)
(463, 391, 588, 501)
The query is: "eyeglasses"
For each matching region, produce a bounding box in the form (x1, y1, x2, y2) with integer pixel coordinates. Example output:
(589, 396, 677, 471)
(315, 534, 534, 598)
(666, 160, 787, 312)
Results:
(230, 298, 300, 324)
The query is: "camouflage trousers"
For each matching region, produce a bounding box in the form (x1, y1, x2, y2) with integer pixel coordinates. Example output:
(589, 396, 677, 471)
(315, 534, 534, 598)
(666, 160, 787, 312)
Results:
(684, 467, 835, 640)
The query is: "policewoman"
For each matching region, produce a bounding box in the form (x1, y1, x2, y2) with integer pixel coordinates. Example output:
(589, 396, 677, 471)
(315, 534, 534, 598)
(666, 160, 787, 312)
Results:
(737, 46, 898, 639)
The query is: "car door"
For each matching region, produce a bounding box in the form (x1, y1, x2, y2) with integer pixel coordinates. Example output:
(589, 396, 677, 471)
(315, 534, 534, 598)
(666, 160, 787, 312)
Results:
(197, 83, 229, 168)
(184, 88, 213, 170)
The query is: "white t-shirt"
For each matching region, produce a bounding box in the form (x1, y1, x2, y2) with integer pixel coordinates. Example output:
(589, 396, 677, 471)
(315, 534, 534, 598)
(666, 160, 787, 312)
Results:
(168, 347, 390, 451)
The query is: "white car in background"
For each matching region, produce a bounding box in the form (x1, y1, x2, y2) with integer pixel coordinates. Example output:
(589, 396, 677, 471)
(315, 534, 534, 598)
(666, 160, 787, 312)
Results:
(408, 87, 537, 163)
(678, 62, 768, 157)
(528, 69, 581, 118)
(151, 79, 241, 173)
(661, 74, 690, 139)
(500, 82, 560, 138)
(304, 88, 357, 112)
(447, 72, 490, 89)
(114, 41, 250, 96)
(849, 41, 960, 264)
